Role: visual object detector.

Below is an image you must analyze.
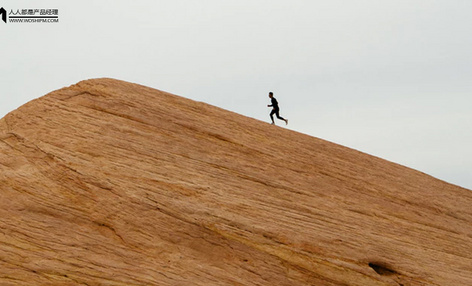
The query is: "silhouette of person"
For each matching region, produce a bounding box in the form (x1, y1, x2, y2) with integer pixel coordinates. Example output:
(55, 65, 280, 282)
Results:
(268, 92, 288, 125)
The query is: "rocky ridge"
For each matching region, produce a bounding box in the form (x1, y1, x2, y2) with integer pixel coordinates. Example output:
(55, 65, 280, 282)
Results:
(0, 78, 471, 285)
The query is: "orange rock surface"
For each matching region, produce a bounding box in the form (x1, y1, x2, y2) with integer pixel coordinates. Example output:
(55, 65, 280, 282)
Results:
(0, 78, 471, 285)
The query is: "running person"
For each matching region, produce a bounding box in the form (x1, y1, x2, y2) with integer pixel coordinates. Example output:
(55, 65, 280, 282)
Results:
(267, 92, 288, 125)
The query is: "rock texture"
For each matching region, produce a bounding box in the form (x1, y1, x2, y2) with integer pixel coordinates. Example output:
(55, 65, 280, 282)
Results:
(0, 78, 471, 286)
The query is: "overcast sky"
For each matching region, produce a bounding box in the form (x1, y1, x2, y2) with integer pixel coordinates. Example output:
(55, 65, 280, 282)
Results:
(1, 1, 471, 190)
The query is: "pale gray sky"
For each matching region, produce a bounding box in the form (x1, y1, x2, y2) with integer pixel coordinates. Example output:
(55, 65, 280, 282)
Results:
(1, 1, 471, 189)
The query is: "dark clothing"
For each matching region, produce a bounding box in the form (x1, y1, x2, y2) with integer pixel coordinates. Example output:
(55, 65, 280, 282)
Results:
(270, 108, 285, 122)
(269, 97, 279, 110)
(269, 97, 285, 122)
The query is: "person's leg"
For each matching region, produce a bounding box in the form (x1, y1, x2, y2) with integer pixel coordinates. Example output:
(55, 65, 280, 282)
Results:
(275, 110, 284, 120)
(270, 109, 275, 124)
(276, 110, 288, 125)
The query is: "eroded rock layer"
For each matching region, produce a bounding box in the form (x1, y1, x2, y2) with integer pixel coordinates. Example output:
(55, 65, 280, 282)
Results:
(0, 78, 471, 285)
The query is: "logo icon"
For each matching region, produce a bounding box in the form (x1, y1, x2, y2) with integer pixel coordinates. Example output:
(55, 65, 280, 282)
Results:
(0, 7, 6, 23)
(0, 7, 59, 24)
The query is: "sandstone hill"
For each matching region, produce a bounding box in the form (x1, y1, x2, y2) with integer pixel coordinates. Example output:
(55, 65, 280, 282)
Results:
(0, 78, 471, 286)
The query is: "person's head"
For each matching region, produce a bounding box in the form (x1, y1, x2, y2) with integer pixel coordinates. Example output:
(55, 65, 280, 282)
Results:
(269, 92, 273, 98)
